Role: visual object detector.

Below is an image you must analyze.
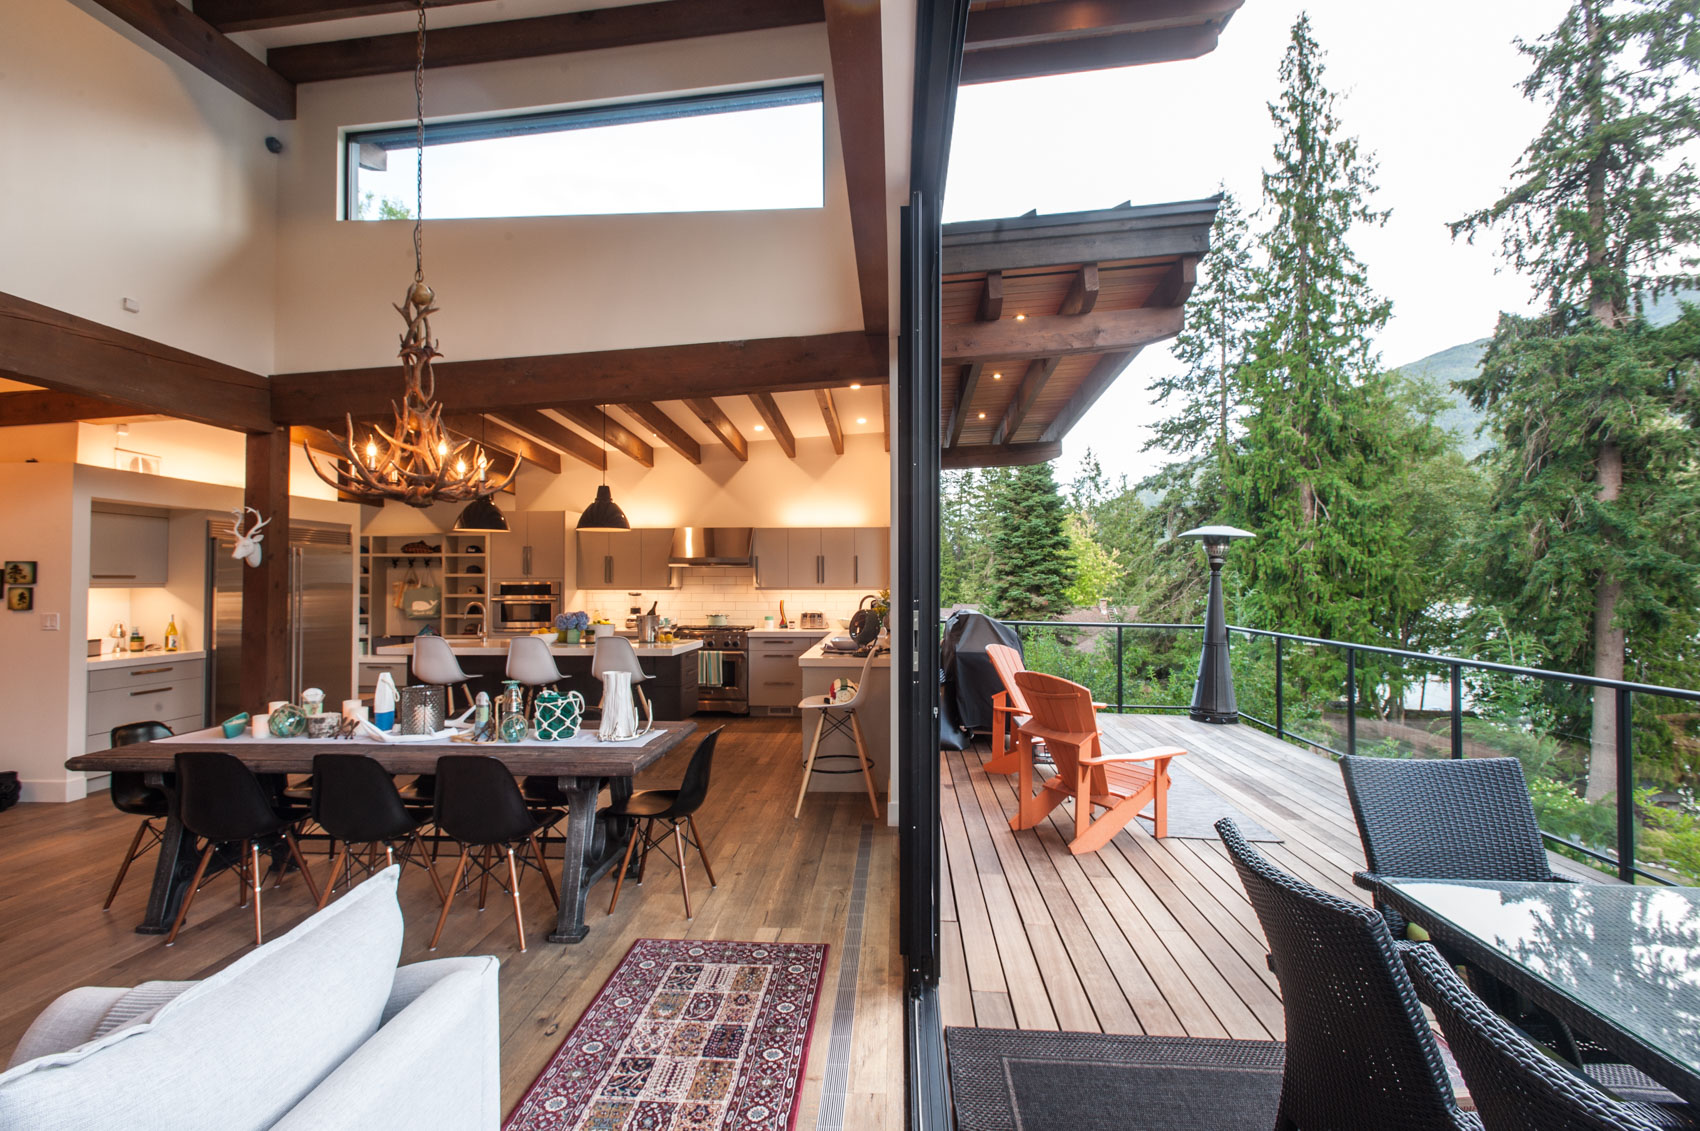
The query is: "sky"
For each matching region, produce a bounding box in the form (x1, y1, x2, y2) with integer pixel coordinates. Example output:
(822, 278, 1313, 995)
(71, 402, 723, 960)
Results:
(942, 0, 1574, 488)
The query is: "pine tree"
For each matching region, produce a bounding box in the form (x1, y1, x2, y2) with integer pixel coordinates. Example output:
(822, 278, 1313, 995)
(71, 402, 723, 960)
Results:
(1452, 0, 1700, 799)
(1146, 190, 1258, 461)
(985, 462, 1074, 620)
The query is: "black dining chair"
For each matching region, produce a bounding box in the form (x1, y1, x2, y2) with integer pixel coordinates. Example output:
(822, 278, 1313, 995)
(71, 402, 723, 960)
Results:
(101, 721, 173, 911)
(607, 727, 722, 919)
(428, 756, 559, 952)
(1215, 817, 1482, 1131)
(166, 751, 320, 947)
(1400, 942, 1684, 1131)
(309, 754, 445, 910)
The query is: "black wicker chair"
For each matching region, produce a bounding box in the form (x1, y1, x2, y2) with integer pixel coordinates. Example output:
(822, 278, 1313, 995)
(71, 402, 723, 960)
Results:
(1401, 943, 1686, 1130)
(1215, 817, 1481, 1130)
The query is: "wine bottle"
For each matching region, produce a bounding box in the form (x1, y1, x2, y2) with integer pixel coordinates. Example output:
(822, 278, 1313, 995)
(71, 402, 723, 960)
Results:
(164, 615, 180, 653)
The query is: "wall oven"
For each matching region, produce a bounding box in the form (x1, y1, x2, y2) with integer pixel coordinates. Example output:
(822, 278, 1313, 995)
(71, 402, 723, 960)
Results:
(492, 580, 559, 634)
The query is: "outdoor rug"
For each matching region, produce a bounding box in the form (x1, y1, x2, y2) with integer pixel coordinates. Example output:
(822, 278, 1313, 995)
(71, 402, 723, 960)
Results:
(945, 1028, 1286, 1131)
(504, 939, 828, 1131)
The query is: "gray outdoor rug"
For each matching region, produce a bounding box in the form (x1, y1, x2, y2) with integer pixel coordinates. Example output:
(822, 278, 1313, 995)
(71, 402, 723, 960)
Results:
(1143, 760, 1280, 842)
(946, 1028, 1285, 1131)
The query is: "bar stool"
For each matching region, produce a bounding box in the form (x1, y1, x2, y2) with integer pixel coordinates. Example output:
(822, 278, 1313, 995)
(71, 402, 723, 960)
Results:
(310, 753, 445, 909)
(429, 755, 560, 952)
(592, 635, 651, 716)
(101, 721, 172, 910)
(412, 633, 475, 714)
(795, 649, 881, 820)
(505, 635, 564, 710)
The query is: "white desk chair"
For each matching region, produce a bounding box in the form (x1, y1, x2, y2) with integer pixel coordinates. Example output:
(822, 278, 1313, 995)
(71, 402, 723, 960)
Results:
(795, 648, 880, 820)
(411, 634, 475, 714)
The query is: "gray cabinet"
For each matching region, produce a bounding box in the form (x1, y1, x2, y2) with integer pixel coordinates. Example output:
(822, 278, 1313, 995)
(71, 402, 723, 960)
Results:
(853, 527, 890, 589)
(491, 511, 565, 579)
(640, 528, 676, 588)
(788, 530, 821, 588)
(86, 658, 205, 752)
(747, 633, 817, 710)
(752, 528, 790, 589)
(577, 529, 675, 589)
(820, 528, 856, 588)
(90, 510, 168, 587)
(752, 527, 888, 590)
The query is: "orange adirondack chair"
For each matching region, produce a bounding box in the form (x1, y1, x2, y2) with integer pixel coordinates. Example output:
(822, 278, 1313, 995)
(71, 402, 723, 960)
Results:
(984, 643, 1107, 775)
(1009, 670, 1187, 854)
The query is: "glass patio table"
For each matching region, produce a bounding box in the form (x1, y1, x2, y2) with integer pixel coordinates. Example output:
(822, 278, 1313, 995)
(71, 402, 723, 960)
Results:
(1377, 878, 1700, 1104)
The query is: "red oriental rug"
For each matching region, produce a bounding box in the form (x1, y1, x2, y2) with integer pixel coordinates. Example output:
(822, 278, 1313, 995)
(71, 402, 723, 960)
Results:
(505, 939, 830, 1131)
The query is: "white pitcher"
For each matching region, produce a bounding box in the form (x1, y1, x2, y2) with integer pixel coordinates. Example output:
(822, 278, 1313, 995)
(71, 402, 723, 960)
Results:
(598, 669, 653, 742)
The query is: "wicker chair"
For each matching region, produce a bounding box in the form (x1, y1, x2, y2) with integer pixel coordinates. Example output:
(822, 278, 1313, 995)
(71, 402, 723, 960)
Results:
(1215, 817, 1482, 1130)
(1401, 943, 1685, 1131)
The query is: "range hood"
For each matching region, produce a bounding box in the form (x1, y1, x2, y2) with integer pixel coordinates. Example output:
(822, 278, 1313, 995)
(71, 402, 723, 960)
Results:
(668, 526, 753, 566)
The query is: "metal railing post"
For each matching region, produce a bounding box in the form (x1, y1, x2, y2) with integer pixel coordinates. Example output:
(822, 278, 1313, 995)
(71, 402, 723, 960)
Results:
(1115, 625, 1125, 713)
(1345, 646, 1357, 756)
(1450, 664, 1464, 759)
(1274, 636, 1285, 739)
(1616, 686, 1635, 882)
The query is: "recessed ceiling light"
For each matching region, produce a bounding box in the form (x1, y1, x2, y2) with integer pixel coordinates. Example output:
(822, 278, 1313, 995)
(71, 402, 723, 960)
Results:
(754, 424, 765, 431)
(850, 382, 861, 390)
(978, 412, 986, 419)
(1015, 313, 1026, 321)
(856, 417, 867, 425)
(992, 372, 1002, 380)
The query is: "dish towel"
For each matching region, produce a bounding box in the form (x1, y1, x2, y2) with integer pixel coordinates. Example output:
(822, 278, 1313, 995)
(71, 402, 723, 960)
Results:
(698, 650, 724, 686)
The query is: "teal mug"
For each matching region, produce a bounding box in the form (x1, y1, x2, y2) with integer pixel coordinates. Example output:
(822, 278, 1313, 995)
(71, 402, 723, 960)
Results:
(533, 689, 586, 741)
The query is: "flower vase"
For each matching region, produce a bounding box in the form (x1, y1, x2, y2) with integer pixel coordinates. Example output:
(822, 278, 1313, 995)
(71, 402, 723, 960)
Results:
(567, 629, 581, 644)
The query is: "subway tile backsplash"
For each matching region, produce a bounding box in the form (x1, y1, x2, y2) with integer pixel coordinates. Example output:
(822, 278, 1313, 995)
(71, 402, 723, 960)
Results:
(568, 567, 874, 627)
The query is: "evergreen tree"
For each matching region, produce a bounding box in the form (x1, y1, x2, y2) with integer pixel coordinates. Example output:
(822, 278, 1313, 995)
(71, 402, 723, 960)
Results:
(1452, 0, 1700, 799)
(1146, 190, 1259, 460)
(985, 462, 1074, 620)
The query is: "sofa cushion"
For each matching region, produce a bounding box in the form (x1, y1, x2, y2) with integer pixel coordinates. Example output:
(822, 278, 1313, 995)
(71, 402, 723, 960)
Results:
(0, 866, 404, 1131)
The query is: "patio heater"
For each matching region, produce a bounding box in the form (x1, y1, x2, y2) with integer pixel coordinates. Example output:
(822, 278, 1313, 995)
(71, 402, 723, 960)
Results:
(1178, 525, 1254, 724)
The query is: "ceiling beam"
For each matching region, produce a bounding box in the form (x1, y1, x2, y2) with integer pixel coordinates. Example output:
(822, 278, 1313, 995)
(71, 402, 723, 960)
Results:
(961, 21, 1225, 84)
(942, 304, 1182, 364)
(749, 393, 796, 458)
(1058, 264, 1100, 316)
(617, 403, 701, 465)
(943, 198, 1220, 275)
(816, 388, 844, 455)
(441, 414, 562, 474)
(86, 0, 296, 118)
(822, 0, 888, 337)
(489, 409, 605, 470)
(1150, 255, 1199, 308)
(0, 291, 272, 433)
(684, 399, 748, 461)
(942, 441, 1062, 470)
(881, 384, 890, 453)
(1040, 349, 1141, 444)
(944, 363, 984, 449)
(993, 356, 1060, 445)
(268, 0, 825, 83)
(271, 330, 886, 425)
(0, 390, 144, 427)
(978, 271, 1004, 321)
(965, 0, 1241, 48)
(198, 0, 484, 33)
(553, 405, 654, 468)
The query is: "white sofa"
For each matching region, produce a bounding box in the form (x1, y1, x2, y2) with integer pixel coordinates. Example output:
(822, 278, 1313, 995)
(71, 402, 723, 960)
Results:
(0, 867, 500, 1131)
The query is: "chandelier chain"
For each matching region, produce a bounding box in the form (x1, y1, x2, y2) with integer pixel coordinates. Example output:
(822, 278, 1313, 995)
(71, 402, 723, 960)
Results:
(412, 0, 426, 283)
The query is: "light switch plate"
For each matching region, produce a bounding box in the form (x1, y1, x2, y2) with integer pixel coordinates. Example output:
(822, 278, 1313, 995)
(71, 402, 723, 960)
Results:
(40, 612, 60, 630)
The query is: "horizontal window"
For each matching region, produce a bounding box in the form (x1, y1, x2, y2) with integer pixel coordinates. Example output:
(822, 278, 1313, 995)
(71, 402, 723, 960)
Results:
(345, 83, 824, 221)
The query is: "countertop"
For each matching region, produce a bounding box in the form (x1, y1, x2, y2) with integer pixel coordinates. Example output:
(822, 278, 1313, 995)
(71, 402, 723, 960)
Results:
(799, 640, 890, 669)
(88, 649, 206, 668)
(375, 638, 702, 658)
(747, 628, 838, 637)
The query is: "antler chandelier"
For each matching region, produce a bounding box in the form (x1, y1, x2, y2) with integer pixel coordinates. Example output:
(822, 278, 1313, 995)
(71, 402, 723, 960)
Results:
(303, 1, 514, 509)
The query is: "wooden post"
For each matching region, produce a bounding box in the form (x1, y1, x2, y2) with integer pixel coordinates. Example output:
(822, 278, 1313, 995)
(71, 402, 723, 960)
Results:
(240, 428, 291, 710)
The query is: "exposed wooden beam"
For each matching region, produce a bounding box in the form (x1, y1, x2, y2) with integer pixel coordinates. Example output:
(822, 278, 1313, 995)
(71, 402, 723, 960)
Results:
(86, 0, 295, 118)
(268, 0, 825, 83)
(881, 384, 890, 453)
(962, 21, 1224, 84)
(684, 399, 748, 461)
(487, 409, 604, 471)
(944, 364, 984, 449)
(271, 331, 886, 425)
(941, 441, 1062, 470)
(823, 0, 888, 337)
(441, 414, 562, 474)
(942, 304, 1182, 364)
(978, 271, 1005, 321)
(198, 0, 483, 33)
(1040, 349, 1142, 443)
(1149, 255, 1199, 308)
(241, 430, 292, 708)
(0, 292, 272, 433)
(553, 405, 654, 468)
(944, 198, 1220, 275)
(815, 388, 844, 455)
(965, 0, 1242, 49)
(1058, 264, 1100, 316)
(0, 390, 143, 427)
(993, 356, 1060, 445)
(618, 403, 701, 465)
(749, 393, 796, 458)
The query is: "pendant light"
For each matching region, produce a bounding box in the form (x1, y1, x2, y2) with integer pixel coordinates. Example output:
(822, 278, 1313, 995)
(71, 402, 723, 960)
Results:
(576, 406, 630, 532)
(453, 418, 510, 531)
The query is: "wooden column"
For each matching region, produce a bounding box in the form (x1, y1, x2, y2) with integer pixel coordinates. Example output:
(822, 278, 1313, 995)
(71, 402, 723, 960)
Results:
(240, 429, 292, 710)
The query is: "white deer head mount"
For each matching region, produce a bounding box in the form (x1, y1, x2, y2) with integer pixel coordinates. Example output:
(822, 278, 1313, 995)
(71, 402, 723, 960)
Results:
(231, 507, 271, 567)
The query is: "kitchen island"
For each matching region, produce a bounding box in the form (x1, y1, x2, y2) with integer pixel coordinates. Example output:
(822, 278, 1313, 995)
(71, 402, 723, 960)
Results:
(374, 637, 702, 719)
(798, 640, 890, 802)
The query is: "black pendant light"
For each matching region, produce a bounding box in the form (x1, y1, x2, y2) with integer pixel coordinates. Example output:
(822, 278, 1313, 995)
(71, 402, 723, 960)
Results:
(453, 494, 509, 532)
(576, 406, 630, 532)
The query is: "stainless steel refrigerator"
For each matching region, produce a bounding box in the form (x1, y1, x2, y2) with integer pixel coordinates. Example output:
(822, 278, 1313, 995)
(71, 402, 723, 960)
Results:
(208, 520, 354, 722)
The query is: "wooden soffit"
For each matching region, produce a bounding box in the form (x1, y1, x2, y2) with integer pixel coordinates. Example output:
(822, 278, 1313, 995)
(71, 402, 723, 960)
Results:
(962, 0, 1244, 84)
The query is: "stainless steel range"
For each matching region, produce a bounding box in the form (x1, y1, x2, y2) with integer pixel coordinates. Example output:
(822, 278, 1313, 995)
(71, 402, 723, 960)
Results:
(674, 624, 751, 714)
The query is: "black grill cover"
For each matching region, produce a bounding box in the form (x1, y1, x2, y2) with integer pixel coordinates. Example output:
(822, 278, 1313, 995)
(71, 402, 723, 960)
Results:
(940, 612, 1022, 743)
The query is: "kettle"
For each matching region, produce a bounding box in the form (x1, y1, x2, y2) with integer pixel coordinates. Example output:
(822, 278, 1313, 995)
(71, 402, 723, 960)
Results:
(636, 614, 659, 644)
(848, 595, 883, 646)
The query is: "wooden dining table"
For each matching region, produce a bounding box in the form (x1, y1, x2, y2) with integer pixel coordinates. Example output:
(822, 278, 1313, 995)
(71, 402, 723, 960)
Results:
(67, 720, 698, 945)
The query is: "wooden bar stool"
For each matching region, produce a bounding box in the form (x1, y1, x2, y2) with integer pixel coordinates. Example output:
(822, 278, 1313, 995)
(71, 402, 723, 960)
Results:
(794, 649, 881, 820)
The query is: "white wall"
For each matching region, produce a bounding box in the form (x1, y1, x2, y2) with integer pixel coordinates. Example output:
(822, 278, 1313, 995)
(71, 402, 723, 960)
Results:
(0, 0, 280, 373)
(75, 420, 339, 501)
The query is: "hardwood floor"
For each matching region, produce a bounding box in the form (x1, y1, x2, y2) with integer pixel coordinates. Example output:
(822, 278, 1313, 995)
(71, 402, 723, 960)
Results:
(0, 718, 904, 1129)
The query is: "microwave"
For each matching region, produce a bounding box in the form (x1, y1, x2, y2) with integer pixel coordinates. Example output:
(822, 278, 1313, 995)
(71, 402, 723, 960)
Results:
(492, 580, 559, 633)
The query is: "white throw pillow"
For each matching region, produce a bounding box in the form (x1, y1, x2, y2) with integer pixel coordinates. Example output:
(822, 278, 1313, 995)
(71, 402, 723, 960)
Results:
(0, 866, 404, 1131)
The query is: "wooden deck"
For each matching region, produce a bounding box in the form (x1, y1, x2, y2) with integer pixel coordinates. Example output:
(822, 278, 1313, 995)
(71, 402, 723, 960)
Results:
(938, 713, 1378, 1039)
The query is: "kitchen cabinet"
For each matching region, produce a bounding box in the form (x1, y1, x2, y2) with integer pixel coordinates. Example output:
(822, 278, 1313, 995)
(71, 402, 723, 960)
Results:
(640, 528, 676, 588)
(853, 527, 890, 589)
(747, 632, 818, 711)
(752, 528, 790, 588)
(754, 527, 889, 590)
(819, 528, 856, 587)
(86, 658, 205, 752)
(490, 510, 564, 579)
(90, 509, 169, 587)
(787, 530, 820, 588)
(576, 529, 674, 589)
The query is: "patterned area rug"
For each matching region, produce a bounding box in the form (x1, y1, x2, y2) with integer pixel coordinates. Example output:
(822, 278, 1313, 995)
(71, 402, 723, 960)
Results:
(505, 939, 829, 1131)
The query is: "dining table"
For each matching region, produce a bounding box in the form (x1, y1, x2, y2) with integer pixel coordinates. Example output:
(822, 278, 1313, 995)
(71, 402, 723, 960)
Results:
(1376, 877, 1700, 1104)
(67, 720, 698, 945)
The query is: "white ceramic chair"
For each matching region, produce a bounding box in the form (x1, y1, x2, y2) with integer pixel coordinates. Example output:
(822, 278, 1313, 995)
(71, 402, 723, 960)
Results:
(591, 636, 651, 716)
(411, 634, 474, 713)
(795, 648, 880, 820)
(505, 635, 564, 711)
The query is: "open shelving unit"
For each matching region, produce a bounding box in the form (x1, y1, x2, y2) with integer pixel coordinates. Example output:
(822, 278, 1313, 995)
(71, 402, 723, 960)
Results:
(358, 533, 491, 653)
